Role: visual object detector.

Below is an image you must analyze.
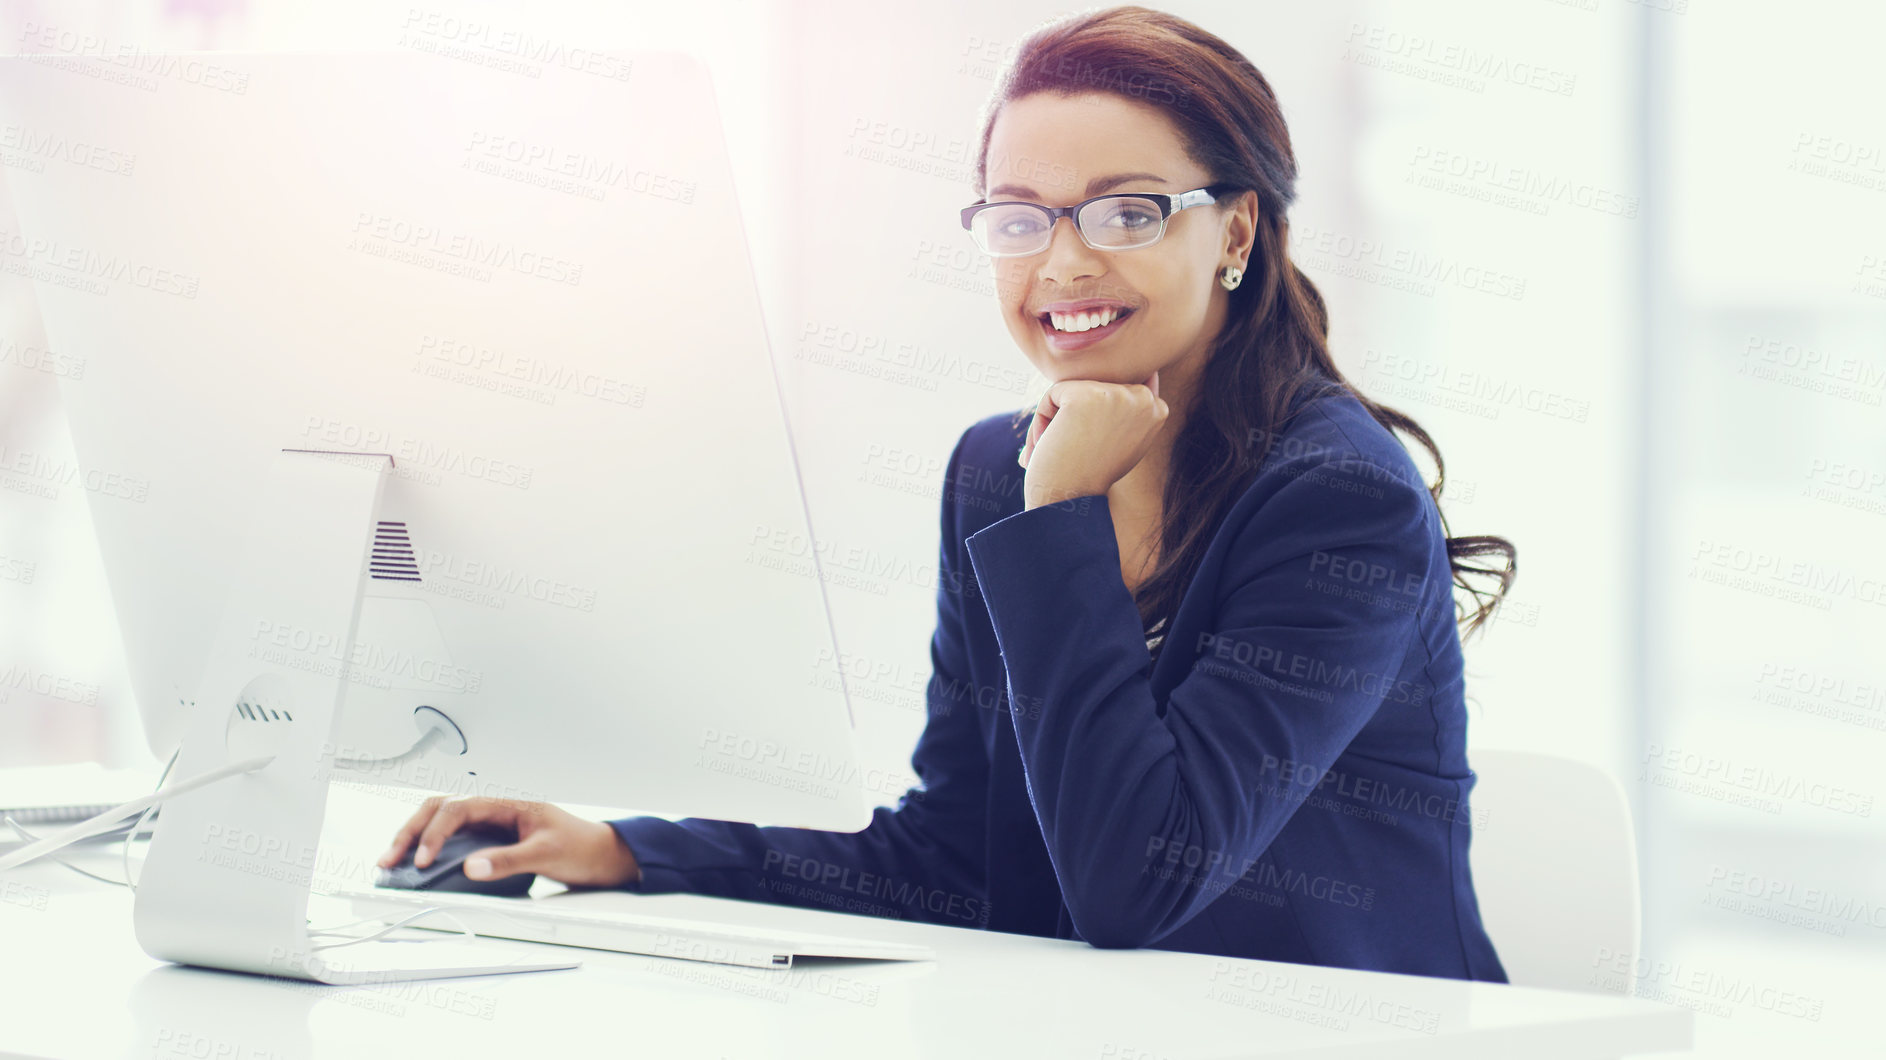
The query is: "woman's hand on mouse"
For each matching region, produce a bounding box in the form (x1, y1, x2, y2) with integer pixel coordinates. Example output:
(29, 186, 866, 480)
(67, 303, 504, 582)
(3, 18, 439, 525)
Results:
(377, 796, 642, 888)
(1018, 369, 1167, 510)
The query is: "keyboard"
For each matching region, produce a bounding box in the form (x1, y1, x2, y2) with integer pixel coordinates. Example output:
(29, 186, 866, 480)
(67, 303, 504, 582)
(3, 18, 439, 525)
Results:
(328, 886, 937, 970)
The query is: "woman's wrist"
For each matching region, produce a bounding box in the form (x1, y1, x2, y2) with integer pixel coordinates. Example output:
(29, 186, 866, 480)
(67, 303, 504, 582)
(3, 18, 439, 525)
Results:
(591, 821, 642, 886)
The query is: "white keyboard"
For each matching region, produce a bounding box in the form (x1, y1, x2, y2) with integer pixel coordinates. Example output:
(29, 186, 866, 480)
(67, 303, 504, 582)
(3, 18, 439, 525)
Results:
(328, 886, 936, 970)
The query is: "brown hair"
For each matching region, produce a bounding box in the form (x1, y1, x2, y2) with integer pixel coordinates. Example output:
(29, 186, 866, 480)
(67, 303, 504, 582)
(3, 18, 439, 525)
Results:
(974, 5, 1517, 649)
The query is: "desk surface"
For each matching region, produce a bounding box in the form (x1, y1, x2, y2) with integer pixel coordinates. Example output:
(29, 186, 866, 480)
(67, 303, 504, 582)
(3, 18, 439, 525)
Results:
(2, 846, 1692, 1060)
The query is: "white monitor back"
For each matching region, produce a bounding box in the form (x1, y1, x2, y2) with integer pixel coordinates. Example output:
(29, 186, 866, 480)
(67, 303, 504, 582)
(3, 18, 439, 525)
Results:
(0, 49, 870, 830)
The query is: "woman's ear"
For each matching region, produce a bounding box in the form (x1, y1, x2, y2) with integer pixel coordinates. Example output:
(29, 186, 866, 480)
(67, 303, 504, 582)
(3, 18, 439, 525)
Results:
(1222, 189, 1259, 273)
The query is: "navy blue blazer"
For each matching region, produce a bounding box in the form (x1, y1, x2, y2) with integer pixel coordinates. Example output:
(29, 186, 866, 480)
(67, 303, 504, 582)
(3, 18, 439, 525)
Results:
(609, 388, 1507, 981)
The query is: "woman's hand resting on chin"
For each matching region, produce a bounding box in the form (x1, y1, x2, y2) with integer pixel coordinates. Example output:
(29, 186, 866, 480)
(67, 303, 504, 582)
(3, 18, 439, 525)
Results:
(1017, 369, 1168, 510)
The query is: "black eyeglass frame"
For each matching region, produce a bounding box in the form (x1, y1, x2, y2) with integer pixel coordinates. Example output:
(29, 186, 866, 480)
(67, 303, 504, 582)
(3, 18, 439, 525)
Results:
(959, 182, 1237, 257)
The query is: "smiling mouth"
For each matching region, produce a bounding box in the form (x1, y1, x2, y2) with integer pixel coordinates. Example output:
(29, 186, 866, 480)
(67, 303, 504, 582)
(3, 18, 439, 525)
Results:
(1038, 306, 1137, 334)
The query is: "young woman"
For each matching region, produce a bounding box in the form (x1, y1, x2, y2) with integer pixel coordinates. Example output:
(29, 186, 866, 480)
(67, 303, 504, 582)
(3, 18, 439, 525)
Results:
(379, 5, 1516, 981)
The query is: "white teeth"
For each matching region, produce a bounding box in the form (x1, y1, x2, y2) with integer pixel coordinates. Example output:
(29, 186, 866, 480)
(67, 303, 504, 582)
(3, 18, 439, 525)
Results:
(1048, 307, 1122, 332)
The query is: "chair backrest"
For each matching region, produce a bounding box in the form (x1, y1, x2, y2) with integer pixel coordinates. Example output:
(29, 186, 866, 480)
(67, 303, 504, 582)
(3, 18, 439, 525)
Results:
(1466, 750, 1641, 995)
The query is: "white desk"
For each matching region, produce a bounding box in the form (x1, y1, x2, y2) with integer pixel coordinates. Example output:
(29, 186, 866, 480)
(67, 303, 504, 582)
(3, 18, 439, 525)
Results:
(1, 843, 1690, 1060)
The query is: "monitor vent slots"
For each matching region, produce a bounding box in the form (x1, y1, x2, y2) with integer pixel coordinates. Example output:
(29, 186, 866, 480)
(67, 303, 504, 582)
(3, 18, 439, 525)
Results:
(368, 521, 421, 582)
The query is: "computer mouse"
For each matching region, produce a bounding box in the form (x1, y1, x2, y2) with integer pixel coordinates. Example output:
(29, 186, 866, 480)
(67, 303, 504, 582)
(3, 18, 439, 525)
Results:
(374, 822, 535, 898)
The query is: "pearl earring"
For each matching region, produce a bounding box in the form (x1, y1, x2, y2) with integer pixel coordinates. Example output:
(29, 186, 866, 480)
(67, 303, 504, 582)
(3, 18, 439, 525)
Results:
(1219, 265, 1244, 291)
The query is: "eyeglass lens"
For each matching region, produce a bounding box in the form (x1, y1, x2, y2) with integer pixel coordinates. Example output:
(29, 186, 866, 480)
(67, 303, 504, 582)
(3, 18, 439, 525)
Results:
(970, 196, 1167, 255)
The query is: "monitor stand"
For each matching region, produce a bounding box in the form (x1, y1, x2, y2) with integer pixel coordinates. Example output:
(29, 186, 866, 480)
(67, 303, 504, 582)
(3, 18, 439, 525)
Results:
(131, 449, 578, 983)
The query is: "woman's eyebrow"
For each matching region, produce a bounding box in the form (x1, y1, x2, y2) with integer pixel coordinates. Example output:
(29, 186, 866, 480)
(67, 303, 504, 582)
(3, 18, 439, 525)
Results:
(987, 171, 1169, 200)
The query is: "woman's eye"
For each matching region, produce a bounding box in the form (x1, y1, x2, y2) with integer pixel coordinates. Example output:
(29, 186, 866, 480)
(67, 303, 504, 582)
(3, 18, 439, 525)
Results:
(997, 214, 1046, 238)
(1099, 203, 1159, 231)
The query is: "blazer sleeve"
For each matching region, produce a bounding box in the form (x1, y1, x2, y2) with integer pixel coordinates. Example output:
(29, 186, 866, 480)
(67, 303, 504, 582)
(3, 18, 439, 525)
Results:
(961, 450, 1432, 949)
(602, 427, 992, 930)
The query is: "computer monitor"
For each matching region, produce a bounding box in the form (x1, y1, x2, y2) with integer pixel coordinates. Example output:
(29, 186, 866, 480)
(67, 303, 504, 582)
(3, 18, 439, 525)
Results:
(0, 48, 868, 982)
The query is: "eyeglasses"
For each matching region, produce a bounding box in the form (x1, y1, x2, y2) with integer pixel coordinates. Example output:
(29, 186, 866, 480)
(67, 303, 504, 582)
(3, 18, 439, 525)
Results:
(960, 183, 1233, 257)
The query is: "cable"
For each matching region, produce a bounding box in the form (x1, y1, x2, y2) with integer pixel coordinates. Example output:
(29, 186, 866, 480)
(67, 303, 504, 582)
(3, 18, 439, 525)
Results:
(328, 724, 449, 776)
(0, 748, 182, 890)
(123, 747, 180, 893)
(0, 753, 274, 874)
(309, 906, 477, 950)
(12, 807, 487, 954)
(7, 712, 459, 885)
(2, 816, 136, 886)
(5, 714, 457, 884)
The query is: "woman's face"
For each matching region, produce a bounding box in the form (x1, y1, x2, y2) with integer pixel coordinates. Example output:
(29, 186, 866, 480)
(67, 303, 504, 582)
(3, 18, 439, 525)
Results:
(981, 91, 1250, 392)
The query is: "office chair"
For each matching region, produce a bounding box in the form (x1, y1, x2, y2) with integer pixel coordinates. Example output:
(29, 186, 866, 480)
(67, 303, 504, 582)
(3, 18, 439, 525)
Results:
(1466, 750, 1643, 995)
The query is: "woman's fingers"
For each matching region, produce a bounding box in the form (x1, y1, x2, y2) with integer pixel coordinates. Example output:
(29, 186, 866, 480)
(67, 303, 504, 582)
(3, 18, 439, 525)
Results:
(411, 797, 521, 868)
(377, 795, 446, 869)
(378, 799, 638, 888)
(462, 811, 640, 888)
(1020, 384, 1063, 468)
(461, 832, 539, 881)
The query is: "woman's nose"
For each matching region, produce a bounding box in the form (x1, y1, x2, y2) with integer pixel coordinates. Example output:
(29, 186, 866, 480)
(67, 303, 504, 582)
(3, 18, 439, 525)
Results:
(1036, 216, 1104, 285)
